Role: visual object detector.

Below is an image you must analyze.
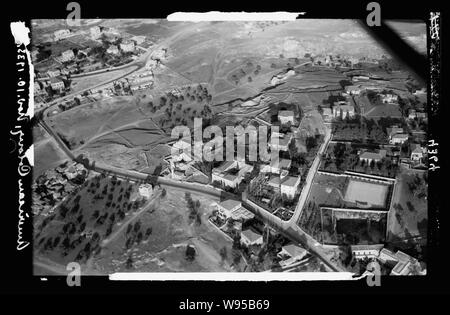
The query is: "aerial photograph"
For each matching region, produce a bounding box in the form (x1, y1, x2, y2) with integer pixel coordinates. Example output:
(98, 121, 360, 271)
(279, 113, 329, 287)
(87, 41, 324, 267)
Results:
(31, 18, 428, 276)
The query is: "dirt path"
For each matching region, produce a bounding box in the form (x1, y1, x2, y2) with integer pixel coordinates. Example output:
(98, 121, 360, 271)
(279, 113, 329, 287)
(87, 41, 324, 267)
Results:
(100, 189, 161, 248)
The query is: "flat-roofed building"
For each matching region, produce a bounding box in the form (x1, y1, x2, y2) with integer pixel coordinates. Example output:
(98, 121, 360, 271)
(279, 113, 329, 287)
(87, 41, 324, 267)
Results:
(278, 244, 308, 266)
(240, 229, 263, 247)
(280, 176, 301, 198)
(216, 199, 242, 220)
(390, 133, 409, 145)
(359, 149, 387, 164)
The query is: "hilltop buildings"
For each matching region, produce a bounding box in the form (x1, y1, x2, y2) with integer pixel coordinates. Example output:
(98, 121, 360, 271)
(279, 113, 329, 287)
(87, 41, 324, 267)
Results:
(212, 160, 253, 189)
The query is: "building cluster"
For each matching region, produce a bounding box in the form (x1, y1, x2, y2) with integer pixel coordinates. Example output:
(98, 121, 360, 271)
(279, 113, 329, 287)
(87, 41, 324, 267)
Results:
(32, 162, 87, 215)
(322, 100, 356, 123)
(33, 23, 152, 110)
(212, 198, 309, 268)
(212, 160, 254, 189)
(128, 69, 154, 91)
(352, 245, 425, 276)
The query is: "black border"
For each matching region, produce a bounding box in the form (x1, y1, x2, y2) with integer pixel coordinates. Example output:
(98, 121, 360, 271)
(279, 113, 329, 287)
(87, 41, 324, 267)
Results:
(3, 0, 448, 301)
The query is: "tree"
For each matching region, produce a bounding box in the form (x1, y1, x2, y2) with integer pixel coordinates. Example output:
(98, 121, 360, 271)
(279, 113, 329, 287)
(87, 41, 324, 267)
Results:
(125, 255, 134, 269)
(306, 136, 318, 151)
(145, 227, 153, 239)
(248, 76, 252, 83)
(220, 246, 228, 262)
(185, 245, 196, 261)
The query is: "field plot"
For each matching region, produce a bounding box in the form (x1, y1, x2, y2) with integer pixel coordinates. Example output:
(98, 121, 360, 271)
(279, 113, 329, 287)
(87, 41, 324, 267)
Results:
(307, 173, 348, 207)
(48, 96, 138, 147)
(388, 171, 427, 242)
(47, 95, 173, 171)
(33, 125, 69, 179)
(34, 174, 150, 273)
(344, 180, 388, 208)
(34, 140, 68, 180)
(93, 189, 234, 273)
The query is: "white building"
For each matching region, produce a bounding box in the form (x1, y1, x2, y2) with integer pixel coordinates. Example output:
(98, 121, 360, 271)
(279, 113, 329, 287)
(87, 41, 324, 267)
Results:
(408, 109, 417, 120)
(332, 101, 355, 119)
(212, 160, 253, 189)
(280, 176, 301, 198)
(269, 132, 293, 152)
(54, 29, 71, 41)
(107, 45, 120, 55)
(390, 133, 409, 145)
(60, 49, 75, 62)
(391, 251, 418, 276)
(410, 144, 424, 162)
(50, 77, 65, 91)
(387, 126, 404, 139)
(278, 244, 308, 266)
(90, 26, 102, 39)
(378, 248, 398, 266)
(138, 183, 153, 199)
(34, 81, 44, 95)
(359, 150, 387, 164)
(47, 69, 61, 78)
(171, 138, 192, 162)
(377, 249, 423, 276)
(216, 199, 242, 220)
(120, 40, 135, 53)
(240, 229, 263, 247)
(268, 158, 291, 174)
(381, 93, 398, 104)
(278, 110, 295, 125)
(345, 85, 362, 95)
(322, 107, 333, 122)
(131, 35, 146, 45)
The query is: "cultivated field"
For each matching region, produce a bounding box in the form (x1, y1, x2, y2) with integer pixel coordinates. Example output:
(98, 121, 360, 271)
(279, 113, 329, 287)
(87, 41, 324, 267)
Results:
(93, 188, 234, 273)
(344, 180, 389, 208)
(387, 170, 427, 242)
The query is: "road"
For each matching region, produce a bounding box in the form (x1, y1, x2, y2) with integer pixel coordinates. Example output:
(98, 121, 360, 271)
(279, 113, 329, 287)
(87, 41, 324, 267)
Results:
(289, 126, 332, 225)
(242, 197, 346, 272)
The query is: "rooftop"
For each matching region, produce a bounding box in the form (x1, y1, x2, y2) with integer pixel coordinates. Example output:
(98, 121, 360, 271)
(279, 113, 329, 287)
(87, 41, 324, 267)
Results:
(278, 110, 294, 117)
(281, 244, 307, 258)
(231, 207, 255, 221)
(213, 161, 236, 173)
(218, 199, 241, 211)
(281, 176, 300, 187)
(270, 158, 292, 169)
(49, 77, 63, 84)
(241, 229, 262, 243)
